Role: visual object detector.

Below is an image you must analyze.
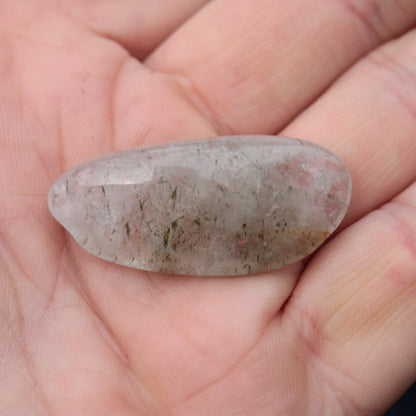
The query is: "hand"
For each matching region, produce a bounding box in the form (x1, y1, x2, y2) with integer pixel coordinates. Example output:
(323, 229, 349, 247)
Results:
(0, 1, 415, 414)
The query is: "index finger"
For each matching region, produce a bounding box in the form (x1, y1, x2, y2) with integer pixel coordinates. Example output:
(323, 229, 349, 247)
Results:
(146, 0, 416, 134)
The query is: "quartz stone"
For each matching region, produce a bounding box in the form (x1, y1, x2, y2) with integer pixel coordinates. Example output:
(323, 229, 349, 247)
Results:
(48, 136, 352, 276)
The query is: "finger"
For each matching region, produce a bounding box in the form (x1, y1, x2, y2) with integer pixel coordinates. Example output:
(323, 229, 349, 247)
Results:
(283, 29, 416, 226)
(146, 0, 416, 134)
(54, 0, 211, 58)
(283, 180, 416, 415)
(273, 28, 416, 414)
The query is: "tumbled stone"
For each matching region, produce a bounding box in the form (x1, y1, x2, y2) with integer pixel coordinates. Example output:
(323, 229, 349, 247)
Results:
(48, 136, 352, 276)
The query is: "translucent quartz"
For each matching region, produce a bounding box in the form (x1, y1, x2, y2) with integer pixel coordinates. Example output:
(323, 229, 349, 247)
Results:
(48, 136, 352, 276)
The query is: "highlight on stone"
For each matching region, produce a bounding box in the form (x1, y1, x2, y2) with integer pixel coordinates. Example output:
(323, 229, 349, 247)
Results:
(48, 136, 352, 276)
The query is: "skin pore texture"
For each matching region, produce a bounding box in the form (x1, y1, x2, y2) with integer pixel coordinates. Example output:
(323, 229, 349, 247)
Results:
(0, 0, 415, 415)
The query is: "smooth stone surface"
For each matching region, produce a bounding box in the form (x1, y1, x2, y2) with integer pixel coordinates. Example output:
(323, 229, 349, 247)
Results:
(48, 136, 352, 276)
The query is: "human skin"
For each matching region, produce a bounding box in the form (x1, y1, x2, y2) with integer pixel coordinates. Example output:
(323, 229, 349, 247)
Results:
(0, 0, 415, 415)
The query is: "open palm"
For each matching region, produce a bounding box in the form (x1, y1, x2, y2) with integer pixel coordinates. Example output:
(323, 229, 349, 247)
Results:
(1, 1, 416, 415)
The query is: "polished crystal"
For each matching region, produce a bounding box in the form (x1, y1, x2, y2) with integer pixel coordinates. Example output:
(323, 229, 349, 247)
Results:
(48, 136, 352, 275)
